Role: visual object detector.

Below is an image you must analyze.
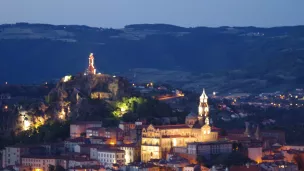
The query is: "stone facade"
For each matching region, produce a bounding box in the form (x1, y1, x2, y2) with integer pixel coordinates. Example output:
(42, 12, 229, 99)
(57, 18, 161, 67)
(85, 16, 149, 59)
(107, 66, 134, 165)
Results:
(141, 89, 218, 162)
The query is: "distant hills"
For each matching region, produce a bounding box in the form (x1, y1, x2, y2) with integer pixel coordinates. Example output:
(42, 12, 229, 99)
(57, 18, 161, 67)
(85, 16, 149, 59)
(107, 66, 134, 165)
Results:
(1, 23, 304, 92)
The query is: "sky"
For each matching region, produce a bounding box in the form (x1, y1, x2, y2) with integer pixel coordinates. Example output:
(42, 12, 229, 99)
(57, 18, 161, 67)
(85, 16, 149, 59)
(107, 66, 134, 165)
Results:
(0, 0, 304, 28)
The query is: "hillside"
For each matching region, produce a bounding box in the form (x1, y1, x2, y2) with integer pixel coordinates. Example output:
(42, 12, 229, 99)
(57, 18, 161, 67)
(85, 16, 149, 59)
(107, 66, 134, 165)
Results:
(1, 23, 304, 92)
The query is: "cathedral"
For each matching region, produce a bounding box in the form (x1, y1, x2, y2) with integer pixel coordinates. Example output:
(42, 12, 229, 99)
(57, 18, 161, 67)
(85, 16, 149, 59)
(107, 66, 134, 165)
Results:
(141, 89, 219, 162)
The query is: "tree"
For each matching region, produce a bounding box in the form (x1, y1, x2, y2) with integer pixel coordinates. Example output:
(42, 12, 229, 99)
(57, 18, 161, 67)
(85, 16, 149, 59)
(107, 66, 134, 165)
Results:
(219, 129, 227, 136)
(55, 165, 66, 171)
(80, 132, 86, 137)
(196, 155, 210, 167)
(212, 152, 253, 167)
(48, 165, 55, 171)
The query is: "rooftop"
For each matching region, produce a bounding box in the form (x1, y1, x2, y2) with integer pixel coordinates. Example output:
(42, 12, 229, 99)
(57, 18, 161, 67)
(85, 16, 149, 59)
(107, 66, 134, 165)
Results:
(71, 121, 102, 125)
(154, 124, 190, 130)
(97, 148, 125, 153)
(65, 137, 88, 142)
(230, 165, 259, 171)
(187, 140, 232, 145)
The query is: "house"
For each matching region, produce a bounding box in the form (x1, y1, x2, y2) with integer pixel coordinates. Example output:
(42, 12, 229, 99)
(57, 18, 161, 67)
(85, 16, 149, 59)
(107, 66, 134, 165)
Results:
(121, 163, 159, 171)
(187, 141, 232, 158)
(119, 122, 136, 136)
(21, 155, 68, 171)
(74, 144, 110, 156)
(68, 157, 100, 169)
(183, 164, 201, 171)
(97, 148, 125, 168)
(1, 145, 34, 168)
(230, 165, 260, 171)
(259, 162, 297, 171)
(64, 137, 89, 152)
(99, 128, 124, 145)
(68, 165, 105, 171)
(70, 121, 102, 138)
(89, 136, 108, 145)
(86, 127, 123, 145)
(117, 144, 137, 164)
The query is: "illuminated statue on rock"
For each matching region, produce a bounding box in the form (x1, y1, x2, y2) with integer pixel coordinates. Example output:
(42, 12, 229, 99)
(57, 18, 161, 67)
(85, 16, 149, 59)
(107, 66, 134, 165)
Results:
(87, 53, 96, 75)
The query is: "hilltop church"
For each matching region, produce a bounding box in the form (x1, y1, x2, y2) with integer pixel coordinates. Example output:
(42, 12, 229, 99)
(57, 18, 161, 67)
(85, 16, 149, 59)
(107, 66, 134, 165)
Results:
(141, 89, 219, 162)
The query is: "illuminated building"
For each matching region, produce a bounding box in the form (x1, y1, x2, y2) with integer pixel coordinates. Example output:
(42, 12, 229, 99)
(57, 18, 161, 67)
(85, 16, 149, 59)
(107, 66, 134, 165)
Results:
(87, 53, 96, 75)
(187, 141, 232, 158)
(117, 144, 136, 164)
(70, 121, 103, 138)
(21, 156, 68, 171)
(97, 148, 125, 168)
(198, 89, 209, 125)
(1, 145, 31, 168)
(141, 89, 218, 162)
(86, 127, 124, 145)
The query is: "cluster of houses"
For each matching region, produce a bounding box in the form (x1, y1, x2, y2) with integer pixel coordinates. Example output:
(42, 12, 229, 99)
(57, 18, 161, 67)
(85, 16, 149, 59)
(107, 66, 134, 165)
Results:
(1, 119, 304, 171)
(1, 90, 304, 171)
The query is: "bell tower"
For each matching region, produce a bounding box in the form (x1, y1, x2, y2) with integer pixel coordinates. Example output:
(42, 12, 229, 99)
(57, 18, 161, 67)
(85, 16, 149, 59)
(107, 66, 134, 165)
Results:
(198, 89, 209, 117)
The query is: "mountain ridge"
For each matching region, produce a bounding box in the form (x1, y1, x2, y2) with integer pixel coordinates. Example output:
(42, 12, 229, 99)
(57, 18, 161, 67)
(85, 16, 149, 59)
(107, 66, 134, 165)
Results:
(1, 23, 304, 92)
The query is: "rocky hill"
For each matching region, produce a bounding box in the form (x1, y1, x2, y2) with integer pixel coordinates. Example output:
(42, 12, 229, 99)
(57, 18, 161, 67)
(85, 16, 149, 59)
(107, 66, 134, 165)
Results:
(1, 23, 304, 92)
(48, 73, 130, 102)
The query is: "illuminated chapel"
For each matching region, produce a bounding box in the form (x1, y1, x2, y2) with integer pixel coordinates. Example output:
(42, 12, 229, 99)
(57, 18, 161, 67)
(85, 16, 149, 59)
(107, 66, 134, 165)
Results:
(141, 89, 219, 162)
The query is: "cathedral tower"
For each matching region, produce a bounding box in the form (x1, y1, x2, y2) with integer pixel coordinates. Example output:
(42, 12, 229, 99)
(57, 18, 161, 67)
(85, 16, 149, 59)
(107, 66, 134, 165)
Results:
(87, 53, 96, 75)
(198, 89, 209, 125)
(198, 89, 209, 116)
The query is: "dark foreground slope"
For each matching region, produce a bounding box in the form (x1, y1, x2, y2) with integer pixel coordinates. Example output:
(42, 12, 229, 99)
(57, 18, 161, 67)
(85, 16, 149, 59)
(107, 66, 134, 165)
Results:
(1, 23, 304, 92)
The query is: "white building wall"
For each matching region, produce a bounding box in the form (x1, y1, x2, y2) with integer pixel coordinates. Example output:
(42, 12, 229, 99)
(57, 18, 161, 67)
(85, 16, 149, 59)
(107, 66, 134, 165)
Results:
(3, 147, 21, 167)
(97, 151, 125, 168)
(90, 148, 98, 160)
(22, 158, 57, 171)
(118, 147, 135, 164)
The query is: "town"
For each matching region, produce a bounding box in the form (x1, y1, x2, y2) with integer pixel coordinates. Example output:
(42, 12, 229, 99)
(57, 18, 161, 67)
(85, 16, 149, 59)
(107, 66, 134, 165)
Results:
(0, 54, 304, 171)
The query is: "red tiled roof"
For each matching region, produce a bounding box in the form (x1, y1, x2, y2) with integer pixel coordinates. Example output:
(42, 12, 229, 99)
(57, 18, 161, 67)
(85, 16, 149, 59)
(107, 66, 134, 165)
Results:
(105, 127, 123, 132)
(230, 165, 259, 171)
(211, 126, 221, 131)
(117, 143, 137, 147)
(79, 144, 110, 148)
(162, 135, 195, 138)
(225, 135, 251, 141)
(22, 155, 69, 160)
(154, 124, 190, 129)
(71, 121, 102, 125)
(97, 148, 125, 153)
(89, 136, 108, 140)
(86, 127, 103, 131)
(65, 137, 88, 142)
